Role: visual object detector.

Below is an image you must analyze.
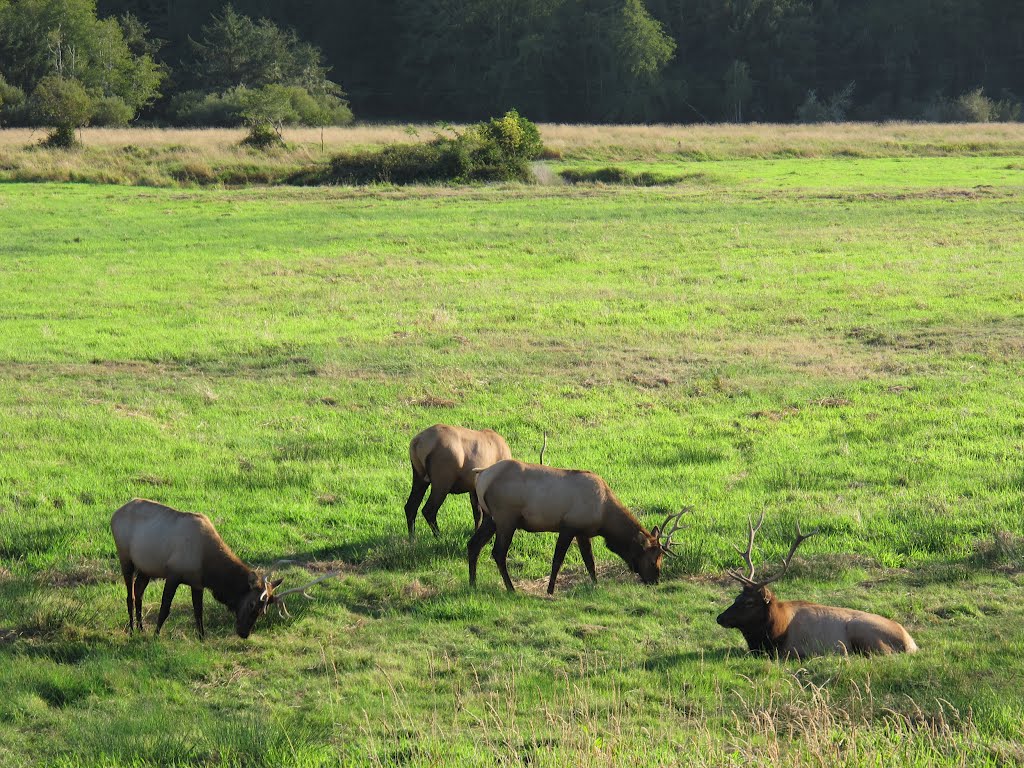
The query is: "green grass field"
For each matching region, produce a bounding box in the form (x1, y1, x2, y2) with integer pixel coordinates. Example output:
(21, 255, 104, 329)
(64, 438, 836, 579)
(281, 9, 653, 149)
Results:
(1, 144, 1023, 765)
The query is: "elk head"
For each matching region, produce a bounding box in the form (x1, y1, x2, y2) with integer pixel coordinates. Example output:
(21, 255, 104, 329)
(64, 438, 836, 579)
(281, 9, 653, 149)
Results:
(236, 562, 338, 638)
(633, 509, 688, 584)
(716, 512, 817, 630)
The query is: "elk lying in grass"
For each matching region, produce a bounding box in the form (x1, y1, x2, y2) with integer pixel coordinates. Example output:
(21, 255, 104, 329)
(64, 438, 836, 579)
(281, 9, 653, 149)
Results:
(405, 424, 511, 538)
(111, 499, 335, 639)
(469, 459, 686, 594)
(717, 513, 919, 658)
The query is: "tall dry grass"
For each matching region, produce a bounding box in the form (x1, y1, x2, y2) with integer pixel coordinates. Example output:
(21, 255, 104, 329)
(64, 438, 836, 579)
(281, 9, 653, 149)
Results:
(1, 122, 1023, 187)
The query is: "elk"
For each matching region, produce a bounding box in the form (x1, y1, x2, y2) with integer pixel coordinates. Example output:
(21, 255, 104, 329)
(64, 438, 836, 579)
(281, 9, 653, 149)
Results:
(404, 424, 512, 538)
(717, 513, 919, 658)
(469, 459, 686, 594)
(111, 498, 335, 639)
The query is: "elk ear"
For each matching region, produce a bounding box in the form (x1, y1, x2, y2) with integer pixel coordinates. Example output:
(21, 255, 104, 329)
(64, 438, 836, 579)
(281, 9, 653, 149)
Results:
(270, 578, 284, 589)
(650, 526, 661, 539)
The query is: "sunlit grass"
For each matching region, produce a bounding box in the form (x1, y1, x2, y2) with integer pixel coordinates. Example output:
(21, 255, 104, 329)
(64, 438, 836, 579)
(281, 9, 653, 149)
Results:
(0, 148, 1022, 764)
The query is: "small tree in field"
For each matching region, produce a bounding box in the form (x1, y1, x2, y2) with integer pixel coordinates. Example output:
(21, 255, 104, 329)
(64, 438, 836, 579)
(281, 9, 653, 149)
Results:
(239, 85, 295, 148)
(31, 75, 93, 147)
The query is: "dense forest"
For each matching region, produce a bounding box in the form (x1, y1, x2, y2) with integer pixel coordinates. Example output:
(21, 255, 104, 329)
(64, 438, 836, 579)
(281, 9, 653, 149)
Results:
(2, 0, 1023, 129)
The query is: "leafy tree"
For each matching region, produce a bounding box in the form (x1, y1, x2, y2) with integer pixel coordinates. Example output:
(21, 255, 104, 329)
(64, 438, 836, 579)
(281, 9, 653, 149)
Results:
(31, 73, 93, 145)
(188, 6, 340, 96)
(723, 60, 752, 122)
(0, 0, 163, 124)
(239, 83, 293, 146)
(616, 0, 674, 79)
(183, 6, 352, 127)
(0, 72, 27, 124)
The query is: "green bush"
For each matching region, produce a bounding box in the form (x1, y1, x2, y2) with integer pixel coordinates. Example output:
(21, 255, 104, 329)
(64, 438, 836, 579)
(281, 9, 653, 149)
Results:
(240, 122, 285, 149)
(90, 95, 134, 126)
(167, 89, 247, 126)
(0, 74, 27, 125)
(922, 88, 1021, 122)
(324, 110, 543, 185)
(955, 87, 993, 122)
(169, 85, 353, 129)
(31, 75, 94, 147)
(796, 83, 855, 123)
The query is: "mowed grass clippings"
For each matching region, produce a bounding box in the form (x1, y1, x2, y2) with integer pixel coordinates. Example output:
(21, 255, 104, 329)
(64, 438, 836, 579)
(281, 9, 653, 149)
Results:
(0, 156, 1023, 766)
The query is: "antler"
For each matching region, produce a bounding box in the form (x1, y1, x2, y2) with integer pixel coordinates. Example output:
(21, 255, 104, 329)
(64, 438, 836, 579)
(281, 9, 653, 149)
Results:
(727, 514, 818, 588)
(273, 571, 339, 600)
(727, 511, 765, 585)
(271, 571, 339, 618)
(657, 507, 690, 555)
(539, 432, 548, 465)
(758, 523, 818, 586)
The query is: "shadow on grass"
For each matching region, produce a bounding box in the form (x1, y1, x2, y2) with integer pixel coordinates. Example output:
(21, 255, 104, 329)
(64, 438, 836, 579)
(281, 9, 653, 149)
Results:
(643, 647, 738, 669)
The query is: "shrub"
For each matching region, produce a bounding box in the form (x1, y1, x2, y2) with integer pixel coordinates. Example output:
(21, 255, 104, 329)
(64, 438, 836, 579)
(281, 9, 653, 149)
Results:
(796, 83, 855, 123)
(991, 97, 1023, 122)
(240, 122, 285, 149)
(0, 74, 27, 125)
(922, 88, 1020, 122)
(167, 89, 247, 126)
(31, 75, 94, 147)
(955, 87, 993, 122)
(324, 110, 543, 185)
(90, 95, 134, 126)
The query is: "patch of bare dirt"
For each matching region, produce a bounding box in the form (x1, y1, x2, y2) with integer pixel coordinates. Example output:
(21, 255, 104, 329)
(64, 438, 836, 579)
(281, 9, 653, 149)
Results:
(751, 406, 800, 421)
(38, 560, 114, 588)
(626, 372, 672, 389)
(405, 395, 457, 408)
(815, 396, 852, 407)
(517, 562, 629, 597)
(401, 578, 438, 600)
(134, 473, 171, 487)
(847, 320, 1024, 361)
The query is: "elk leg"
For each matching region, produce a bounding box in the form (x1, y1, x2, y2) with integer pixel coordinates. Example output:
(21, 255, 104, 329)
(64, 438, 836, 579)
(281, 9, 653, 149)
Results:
(155, 578, 180, 636)
(404, 469, 429, 539)
(419, 483, 451, 537)
(468, 516, 496, 586)
(548, 529, 575, 595)
(120, 561, 136, 633)
(492, 528, 516, 593)
(469, 490, 482, 530)
(576, 535, 598, 584)
(191, 586, 205, 640)
(133, 574, 150, 630)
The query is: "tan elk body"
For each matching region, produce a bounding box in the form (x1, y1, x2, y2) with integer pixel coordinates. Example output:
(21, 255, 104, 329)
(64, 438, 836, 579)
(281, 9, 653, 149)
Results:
(111, 499, 331, 639)
(717, 514, 918, 658)
(404, 424, 511, 537)
(469, 459, 684, 593)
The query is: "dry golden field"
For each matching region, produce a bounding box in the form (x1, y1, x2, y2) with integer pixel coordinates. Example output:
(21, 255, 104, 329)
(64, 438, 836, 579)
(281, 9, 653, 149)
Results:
(1, 121, 1024, 187)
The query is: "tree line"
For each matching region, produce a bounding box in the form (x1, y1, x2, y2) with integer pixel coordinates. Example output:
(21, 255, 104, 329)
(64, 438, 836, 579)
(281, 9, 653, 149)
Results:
(2, 0, 1023, 136)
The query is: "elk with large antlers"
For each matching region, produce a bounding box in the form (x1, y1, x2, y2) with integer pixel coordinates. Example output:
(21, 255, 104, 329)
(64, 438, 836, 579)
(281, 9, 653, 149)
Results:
(111, 499, 336, 639)
(469, 459, 686, 594)
(717, 513, 918, 657)
(405, 424, 512, 538)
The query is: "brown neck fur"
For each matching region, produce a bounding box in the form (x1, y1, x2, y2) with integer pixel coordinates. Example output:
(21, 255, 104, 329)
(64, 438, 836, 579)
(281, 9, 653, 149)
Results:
(738, 591, 794, 654)
(598, 500, 649, 570)
(202, 540, 256, 611)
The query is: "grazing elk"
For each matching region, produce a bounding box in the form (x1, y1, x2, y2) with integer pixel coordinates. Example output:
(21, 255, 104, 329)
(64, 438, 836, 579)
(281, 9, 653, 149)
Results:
(469, 459, 686, 594)
(717, 513, 919, 658)
(111, 498, 335, 639)
(404, 424, 512, 538)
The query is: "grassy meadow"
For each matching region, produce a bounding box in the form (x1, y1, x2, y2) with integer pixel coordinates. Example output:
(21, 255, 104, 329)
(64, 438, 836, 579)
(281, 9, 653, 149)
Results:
(1, 125, 1023, 765)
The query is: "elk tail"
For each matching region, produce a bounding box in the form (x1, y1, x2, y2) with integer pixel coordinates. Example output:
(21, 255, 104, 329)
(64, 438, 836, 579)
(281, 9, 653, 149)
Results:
(409, 433, 430, 483)
(474, 472, 493, 519)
